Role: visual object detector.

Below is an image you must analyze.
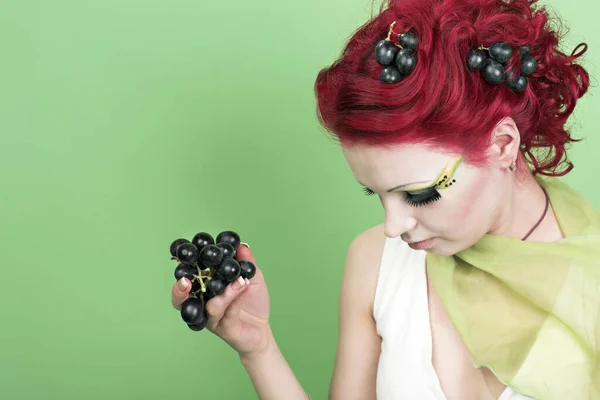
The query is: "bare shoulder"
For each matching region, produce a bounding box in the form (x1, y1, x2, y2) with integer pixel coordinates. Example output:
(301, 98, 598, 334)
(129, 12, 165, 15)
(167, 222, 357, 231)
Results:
(345, 223, 387, 311)
(347, 222, 387, 261)
(328, 223, 387, 400)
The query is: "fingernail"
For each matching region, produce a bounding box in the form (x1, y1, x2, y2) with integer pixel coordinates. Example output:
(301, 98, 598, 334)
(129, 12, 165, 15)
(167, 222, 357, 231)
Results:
(232, 276, 246, 290)
(178, 278, 188, 291)
(245, 278, 250, 286)
(240, 242, 250, 250)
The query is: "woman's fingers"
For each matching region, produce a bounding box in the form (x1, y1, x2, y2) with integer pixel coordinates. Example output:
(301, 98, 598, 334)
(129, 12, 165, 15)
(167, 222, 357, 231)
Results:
(236, 242, 255, 264)
(236, 242, 265, 285)
(171, 277, 191, 310)
(206, 276, 249, 330)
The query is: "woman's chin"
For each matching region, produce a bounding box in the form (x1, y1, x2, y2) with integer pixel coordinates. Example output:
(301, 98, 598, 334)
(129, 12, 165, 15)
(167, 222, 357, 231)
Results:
(423, 242, 460, 256)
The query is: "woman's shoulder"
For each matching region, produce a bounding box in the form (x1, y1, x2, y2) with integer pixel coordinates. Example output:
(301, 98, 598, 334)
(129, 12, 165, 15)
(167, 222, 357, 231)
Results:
(347, 223, 389, 269)
(350, 223, 387, 249)
(349, 223, 420, 262)
(342, 223, 388, 312)
(347, 223, 420, 270)
(343, 224, 386, 306)
(330, 223, 388, 399)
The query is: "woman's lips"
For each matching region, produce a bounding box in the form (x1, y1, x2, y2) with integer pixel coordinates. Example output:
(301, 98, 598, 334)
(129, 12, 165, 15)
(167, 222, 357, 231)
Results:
(407, 238, 434, 250)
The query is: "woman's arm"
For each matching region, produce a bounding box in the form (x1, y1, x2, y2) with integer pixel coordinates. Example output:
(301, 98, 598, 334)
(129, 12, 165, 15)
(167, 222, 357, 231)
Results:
(329, 226, 384, 400)
(239, 225, 383, 400)
(239, 326, 309, 400)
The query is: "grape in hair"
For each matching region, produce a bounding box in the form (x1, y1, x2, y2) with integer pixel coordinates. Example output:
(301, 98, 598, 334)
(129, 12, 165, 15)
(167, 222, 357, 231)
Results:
(398, 32, 418, 50)
(216, 231, 241, 250)
(239, 260, 256, 280)
(177, 243, 200, 265)
(191, 232, 214, 252)
(511, 76, 528, 93)
(375, 40, 398, 66)
(380, 66, 403, 84)
(170, 238, 190, 257)
(520, 55, 538, 76)
(518, 45, 531, 57)
(482, 60, 505, 85)
(489, 42, 513, 64)
(395, 48, 416, 74)
(467, 48, 487, 71)
(200, 244, 224, 267)
(216, 258, 241, 284)
(506, 69, 528, 93)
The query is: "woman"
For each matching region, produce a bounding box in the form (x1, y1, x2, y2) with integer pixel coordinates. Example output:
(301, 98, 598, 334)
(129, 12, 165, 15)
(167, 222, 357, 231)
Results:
(171, 0, 600, 398)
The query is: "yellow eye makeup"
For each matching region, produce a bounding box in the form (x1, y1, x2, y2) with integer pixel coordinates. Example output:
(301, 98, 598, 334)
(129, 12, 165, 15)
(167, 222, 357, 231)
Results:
(409, 155, 463, 192)
(360, 155, 463, 208)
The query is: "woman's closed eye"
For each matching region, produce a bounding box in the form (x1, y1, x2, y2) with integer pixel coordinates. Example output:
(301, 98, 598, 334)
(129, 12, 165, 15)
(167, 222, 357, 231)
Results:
(361, 185, 441, 207)
(405, 187, 441, 207)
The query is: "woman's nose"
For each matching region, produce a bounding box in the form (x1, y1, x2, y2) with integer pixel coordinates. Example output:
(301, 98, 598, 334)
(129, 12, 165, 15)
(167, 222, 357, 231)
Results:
(383, 205, 417, 239)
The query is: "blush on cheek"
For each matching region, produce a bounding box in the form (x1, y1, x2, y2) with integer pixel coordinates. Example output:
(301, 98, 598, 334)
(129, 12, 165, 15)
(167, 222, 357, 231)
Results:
(453, 200, 471, 222)
(450, 173, 489, 225)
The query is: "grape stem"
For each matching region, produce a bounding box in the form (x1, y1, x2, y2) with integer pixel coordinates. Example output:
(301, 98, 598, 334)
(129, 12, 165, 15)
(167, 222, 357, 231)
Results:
(172, 257, 217, 295)
(385, 21, 405, 49)
(191, 263, 217, 294)
(385, 21, 396, 41)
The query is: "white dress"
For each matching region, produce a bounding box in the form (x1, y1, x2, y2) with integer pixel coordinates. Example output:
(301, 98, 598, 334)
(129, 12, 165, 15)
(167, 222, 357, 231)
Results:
(372, 236, 536, 399)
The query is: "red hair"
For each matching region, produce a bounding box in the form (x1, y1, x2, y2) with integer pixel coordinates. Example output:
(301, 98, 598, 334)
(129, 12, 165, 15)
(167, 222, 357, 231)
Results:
(314, 0, 590, 176)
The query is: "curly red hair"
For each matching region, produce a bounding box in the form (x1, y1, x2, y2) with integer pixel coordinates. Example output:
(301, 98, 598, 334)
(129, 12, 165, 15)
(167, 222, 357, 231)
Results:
(314, 0, 590, 176)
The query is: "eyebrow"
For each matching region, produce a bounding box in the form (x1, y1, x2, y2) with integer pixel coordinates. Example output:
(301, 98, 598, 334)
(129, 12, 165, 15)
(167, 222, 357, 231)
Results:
(358, 180, 432, 193)
(384, 180, 432, 192)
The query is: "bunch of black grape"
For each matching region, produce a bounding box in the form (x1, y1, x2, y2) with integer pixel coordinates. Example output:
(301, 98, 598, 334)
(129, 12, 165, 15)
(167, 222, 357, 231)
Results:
(375, 30, 419, 84)
(170, 230, 256, 332)
(467, 42, 538, 93)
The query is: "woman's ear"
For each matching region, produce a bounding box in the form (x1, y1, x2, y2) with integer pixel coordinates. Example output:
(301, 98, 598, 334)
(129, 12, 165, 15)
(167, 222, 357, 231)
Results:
(488, 116, 521, 169)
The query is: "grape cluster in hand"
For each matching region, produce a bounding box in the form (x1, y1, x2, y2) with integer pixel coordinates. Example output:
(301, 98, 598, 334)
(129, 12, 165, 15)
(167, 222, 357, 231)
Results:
(170, 230, 256, 332)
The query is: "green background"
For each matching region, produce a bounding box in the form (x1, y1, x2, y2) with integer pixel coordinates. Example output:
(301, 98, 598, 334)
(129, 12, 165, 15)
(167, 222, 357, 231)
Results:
(0, 0, 598, 399)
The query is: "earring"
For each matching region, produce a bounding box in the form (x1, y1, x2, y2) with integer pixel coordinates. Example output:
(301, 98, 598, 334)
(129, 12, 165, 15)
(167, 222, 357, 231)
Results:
(509, 160, 517, 171)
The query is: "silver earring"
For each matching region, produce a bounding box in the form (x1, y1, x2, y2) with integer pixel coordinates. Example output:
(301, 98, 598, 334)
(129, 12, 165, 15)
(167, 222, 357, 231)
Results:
(509, 160, 517, 171)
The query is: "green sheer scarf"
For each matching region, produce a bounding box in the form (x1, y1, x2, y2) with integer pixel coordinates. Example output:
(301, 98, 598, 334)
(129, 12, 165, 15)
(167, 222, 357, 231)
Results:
(426, 175, 600, 400)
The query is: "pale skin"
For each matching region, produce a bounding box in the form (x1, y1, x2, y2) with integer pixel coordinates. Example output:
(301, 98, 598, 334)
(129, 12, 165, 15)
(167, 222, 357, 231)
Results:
(171, 116, 564, 399)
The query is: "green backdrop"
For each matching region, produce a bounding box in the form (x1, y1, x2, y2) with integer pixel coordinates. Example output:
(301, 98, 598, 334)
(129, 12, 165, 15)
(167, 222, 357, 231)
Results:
(0, 0, 598, 399)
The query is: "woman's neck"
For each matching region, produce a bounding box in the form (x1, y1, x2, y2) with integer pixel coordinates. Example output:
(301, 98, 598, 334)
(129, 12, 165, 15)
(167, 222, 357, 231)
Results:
(490, 172, 564, 242)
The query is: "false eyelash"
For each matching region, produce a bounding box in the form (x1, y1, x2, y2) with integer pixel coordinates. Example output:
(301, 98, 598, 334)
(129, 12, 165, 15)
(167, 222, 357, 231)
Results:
(362, 185, 441, 207)
(362, 186, 376, 196)
(405, 188, 441, 207)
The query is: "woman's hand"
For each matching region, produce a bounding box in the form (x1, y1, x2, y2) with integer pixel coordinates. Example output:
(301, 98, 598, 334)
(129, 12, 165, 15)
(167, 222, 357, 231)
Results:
(171, 244, 272, 358)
